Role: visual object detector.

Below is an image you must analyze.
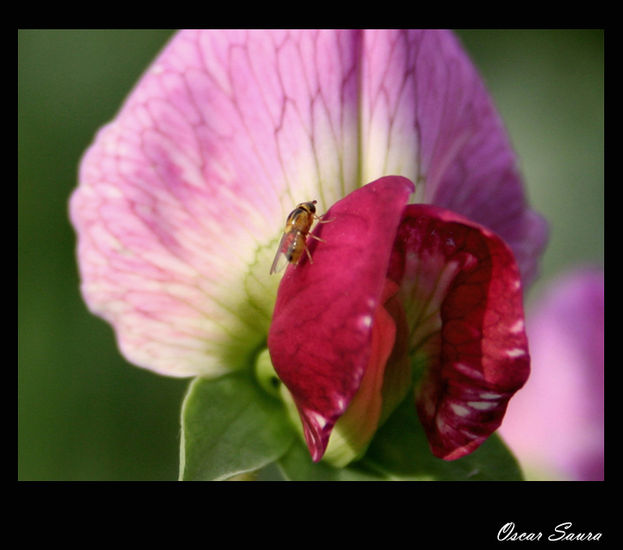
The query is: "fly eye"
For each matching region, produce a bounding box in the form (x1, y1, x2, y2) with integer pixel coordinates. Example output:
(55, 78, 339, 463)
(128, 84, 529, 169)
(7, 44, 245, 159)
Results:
(309, 201, 317, 213)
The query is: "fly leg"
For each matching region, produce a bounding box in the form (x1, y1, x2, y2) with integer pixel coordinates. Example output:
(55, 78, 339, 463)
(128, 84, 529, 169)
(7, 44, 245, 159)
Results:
(303, 240, 314, 264)
(309, 213, 334, 243)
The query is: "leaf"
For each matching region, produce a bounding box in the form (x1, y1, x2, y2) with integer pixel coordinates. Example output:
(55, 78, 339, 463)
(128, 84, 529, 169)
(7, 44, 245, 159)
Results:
(359, 396, 524, 480)
(179, 372, 295, 481)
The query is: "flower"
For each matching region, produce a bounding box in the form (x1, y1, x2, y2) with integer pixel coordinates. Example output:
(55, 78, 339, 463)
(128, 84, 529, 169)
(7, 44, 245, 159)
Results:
(70, 30, 547, 475)
(499, 269, 604, 480)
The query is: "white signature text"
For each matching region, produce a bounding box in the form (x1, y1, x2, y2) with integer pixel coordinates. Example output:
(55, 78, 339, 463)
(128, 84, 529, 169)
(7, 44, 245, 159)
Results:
(497, 522, 602, 542)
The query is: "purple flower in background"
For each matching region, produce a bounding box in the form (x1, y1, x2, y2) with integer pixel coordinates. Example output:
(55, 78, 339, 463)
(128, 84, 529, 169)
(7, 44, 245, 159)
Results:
(69, 30, 548, 471)
(500, 268, 604, 480)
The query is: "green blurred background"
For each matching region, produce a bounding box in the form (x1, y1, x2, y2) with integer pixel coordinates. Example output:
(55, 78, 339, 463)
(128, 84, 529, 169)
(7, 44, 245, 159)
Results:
(18, 30, 603, 480)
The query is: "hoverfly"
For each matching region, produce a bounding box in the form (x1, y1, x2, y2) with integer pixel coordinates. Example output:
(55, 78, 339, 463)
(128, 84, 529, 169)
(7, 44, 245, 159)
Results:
(270, 200, 333, 274)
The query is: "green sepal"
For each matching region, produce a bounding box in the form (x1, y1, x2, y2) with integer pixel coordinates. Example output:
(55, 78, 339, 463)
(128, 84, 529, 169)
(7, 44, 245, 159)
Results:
(278, 441, 387, 481)
(360, 396, 524, 480)
(179, 371, 295, 481)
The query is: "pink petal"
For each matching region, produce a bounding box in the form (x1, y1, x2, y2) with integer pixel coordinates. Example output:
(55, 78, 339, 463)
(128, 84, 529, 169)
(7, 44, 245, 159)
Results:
(268, 176, 414, 461)
(70, 30, 365, 376)
(389, 204, 530, 460)
(500, 269, 604, 480)
(361, 30, 547, 285)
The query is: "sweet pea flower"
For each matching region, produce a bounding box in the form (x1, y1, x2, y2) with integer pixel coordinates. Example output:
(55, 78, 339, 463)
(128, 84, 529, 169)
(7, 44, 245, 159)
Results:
(70, 30, 547, 477)
(499, 269, 604, 481)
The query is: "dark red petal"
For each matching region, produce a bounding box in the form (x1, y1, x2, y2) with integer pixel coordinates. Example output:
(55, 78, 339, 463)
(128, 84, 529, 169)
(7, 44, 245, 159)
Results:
(268, 176, 414, 461)
(390, 204, 530, 460)
(323, 278, 400, 466)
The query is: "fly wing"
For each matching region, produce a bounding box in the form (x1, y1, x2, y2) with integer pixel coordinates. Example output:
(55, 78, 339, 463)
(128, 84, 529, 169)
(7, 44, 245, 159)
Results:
(270, 232, 290, 274)
(270, 250, 289, 274)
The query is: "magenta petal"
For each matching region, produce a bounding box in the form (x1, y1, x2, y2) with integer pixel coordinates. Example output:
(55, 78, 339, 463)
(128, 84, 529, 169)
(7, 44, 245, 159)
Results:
(391, 205, 530, 460)
(268, 176, 414, 461)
